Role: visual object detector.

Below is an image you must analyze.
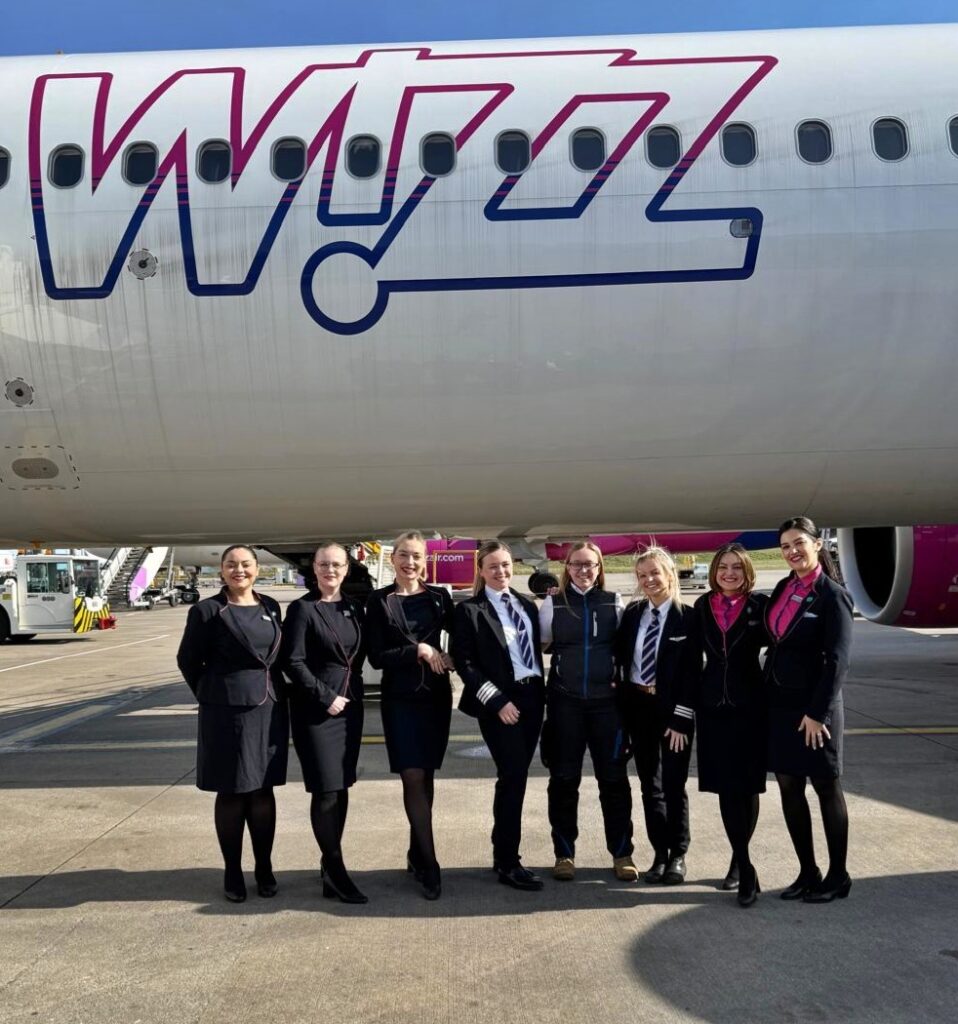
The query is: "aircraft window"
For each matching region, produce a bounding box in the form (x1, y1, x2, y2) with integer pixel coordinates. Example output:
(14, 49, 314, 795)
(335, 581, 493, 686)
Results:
(198, 141, 231, 183)
(421, 133, 456, 176)
(0, 148, 9, 189)
(272, 138, 306, 181)
(124, 143, 158, 185)
(796, 120, 832, 163)
(872, 118, 908, 161)
(571, 128, 605, 172)
(50, 145, 84, 188)
(646, 126, 681, 169)
(346, 135, 381, 179)
(721, 123, 756, 166)
(496, 131, 531, 174)
(949, 116, 958, 156)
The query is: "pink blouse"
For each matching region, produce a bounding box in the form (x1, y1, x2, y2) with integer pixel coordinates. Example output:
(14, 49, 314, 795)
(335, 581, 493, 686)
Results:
(709, 592, 746, 633)
(768, 564, 823, 638)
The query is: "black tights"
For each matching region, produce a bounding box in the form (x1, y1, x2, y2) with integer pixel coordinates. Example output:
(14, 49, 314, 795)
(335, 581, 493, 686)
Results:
(776, 773, 848, 879)
(214, 788, 276, 881)
(719, 793, 760, 873)
(310, 789, 350, 862)
(400, 768, 437, 869)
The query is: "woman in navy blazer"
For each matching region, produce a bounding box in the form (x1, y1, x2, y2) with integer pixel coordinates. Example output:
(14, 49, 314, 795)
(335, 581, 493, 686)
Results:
(176, 545, 288, 903)
(616, 547, 695, 886)
(765, 517, 854, 903)
(365, 531, 455, 900)
(665, 544, 769, 906)
(453, 541, 546, 891)
(282, 542, 368, 904)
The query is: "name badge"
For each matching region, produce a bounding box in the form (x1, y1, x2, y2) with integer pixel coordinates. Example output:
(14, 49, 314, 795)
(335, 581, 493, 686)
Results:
(343, 609, 352, 618)
(262, 615, 272, 622)
(790, 594, 804, 603)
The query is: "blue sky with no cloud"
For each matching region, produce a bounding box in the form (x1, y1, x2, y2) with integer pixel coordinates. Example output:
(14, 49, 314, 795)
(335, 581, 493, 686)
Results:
(2, 1, 955, 56)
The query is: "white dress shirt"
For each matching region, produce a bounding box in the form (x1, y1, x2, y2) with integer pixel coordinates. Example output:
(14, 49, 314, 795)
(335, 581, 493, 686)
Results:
(485, 586, 539, 680)
(630, 598, 672, 685)
(539, 584, 625, 645)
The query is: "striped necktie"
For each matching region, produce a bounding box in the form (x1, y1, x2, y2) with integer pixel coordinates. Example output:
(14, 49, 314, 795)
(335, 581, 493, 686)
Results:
(501, 593, 536, 674)
(639, 606, 660, 685)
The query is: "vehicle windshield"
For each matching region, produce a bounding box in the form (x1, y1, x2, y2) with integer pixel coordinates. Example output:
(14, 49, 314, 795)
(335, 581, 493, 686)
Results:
(74, 560, 102, 598)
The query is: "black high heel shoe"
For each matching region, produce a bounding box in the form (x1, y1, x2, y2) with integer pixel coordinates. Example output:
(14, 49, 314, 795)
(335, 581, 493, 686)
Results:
(255, 866, 278, 899)
(406, 850, 424, 883)
(722, 856, 739, 891)
(803, 872, 852, 903)
(421, 862, 441, 901)
(737, 865, 760, 907)
(321, 857, 368, 905)
(780, 867, 822, 901)
(224, 869, 247, 904)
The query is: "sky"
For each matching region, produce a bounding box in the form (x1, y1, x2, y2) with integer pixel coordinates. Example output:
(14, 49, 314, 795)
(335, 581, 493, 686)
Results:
(3, 1, 956, 56)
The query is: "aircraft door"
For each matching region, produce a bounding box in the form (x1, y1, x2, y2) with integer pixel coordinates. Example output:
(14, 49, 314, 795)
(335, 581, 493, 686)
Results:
(19, 561, 74, 628)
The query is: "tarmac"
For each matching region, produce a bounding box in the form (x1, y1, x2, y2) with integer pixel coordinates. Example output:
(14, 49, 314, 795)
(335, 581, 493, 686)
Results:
(1, 572, 957, 1024)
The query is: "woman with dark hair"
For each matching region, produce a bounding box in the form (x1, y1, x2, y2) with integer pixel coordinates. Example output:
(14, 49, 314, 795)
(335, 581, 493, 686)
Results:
(176, 545, 287, 903)
(282, 542, 367, 904)
(765, 516, 854, 902)
(665, 544, 768, 906)
(453, 541, 545, 890)
(539, 541, 634, 883)
(365, 531, 455, 900)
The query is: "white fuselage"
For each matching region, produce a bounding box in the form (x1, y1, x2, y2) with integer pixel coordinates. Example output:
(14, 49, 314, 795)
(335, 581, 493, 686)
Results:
(0, 25, 956, 544)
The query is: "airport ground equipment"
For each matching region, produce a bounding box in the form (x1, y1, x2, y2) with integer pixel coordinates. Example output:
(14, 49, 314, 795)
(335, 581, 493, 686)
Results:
(0, 553, 112, 642)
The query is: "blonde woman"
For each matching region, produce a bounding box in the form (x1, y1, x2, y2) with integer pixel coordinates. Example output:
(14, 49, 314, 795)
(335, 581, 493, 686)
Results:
(453, 541, 545, 890)
(665, 544, 768, 907)
(615, 547, 694, 885)
(538, 541, 634, 882)
(365, 531, 455, 900)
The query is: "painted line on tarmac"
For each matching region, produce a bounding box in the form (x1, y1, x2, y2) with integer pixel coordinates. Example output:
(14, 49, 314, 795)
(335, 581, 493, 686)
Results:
(0, 635, 169, 674)
(845, 726, 958, 736)
(0, 690, 149, 750)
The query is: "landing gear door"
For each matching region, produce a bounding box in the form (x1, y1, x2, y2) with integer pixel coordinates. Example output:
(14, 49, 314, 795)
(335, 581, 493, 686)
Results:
(19, 561, 74, 629)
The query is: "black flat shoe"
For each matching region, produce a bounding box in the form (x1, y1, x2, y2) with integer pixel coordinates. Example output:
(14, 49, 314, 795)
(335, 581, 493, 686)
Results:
(421, 862, 441, 901)
(255, 869, 278, 899)
(737, 866, 760, 907)
(722, 857, 739, 891)
(497, 865, 544, 891)
(780, 867, 822, 901)
(644, 857, 668, 884)
(224, 870, 247, 904)
(803, 872, 851, 903)
(663, 855, 687, 885)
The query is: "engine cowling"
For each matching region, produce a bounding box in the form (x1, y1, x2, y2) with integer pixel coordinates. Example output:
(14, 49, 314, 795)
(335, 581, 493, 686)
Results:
(836, 526, 958, 627)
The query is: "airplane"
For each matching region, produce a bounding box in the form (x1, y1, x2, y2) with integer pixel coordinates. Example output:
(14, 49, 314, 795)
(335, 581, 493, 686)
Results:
(0, 24, 956, 631)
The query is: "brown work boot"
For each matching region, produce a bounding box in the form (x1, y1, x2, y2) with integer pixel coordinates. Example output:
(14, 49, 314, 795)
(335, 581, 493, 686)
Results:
(613, 855, 639, 882)
(552, 857, 575, 881)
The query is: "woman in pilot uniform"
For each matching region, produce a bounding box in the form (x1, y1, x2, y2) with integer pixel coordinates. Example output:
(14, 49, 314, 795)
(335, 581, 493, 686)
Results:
(453, 541, 546, 891)
(616, 547, 695, 886)
(176, 545, 288, 903)
(765, 517, 854, 903)
(365, 531, 455, 900)
(282, 542, 367, 904)
(665, 544, 769, 906)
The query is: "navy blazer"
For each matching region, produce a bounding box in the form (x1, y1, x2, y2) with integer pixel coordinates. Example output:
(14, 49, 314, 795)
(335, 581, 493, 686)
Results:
(615, 599, 695, 713)
(365, 583, 454, 699)
(452, 587, 545, 718)
(176, 589, 283, 707)
(671, 591, 769, 732)
(763, 573, 854, 723)
(281, 592, 366, 709)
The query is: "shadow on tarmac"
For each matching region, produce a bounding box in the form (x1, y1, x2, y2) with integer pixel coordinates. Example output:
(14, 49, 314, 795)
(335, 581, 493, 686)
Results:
(627, 870, 958, 1024)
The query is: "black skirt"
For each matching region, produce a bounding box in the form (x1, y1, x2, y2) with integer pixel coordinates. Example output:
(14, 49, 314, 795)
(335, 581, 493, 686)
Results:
(291, 698, 364, 792)
(696, 705, 767, 795)
(767, 699, 844, 778)
(381, 689, 452, 773)
(196, 698, 289, 794)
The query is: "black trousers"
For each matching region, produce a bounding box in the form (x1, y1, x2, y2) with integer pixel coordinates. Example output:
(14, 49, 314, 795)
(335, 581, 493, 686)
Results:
(477, 679, 545, 869)
(621, 686, 693, 858)
(546, 691, 633, 859)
